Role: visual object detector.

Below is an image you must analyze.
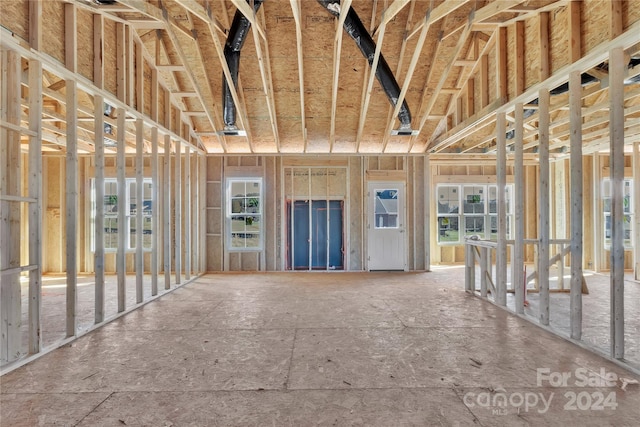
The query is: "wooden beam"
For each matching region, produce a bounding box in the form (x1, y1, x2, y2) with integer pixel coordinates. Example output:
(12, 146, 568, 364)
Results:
(185, 147, 191, 281)
(151, 127, 159, 296)
(569, 1, 581, 62)
(406, 0, 469, 40)
(289, 0, 307, 150)
(250, 6, 279, 151)
(135, 118, 144, 304)
(229, 0, 267, 40)
(480, 54, 489, 108)
(174, 139, 182, 285)
(634, 138, 640, 281)
(116, 108, 126, 312)
(538, 88, 550, 326)
(466, 79, 474, 117)
(1, 49, 22, 364)
(497, 26, 508, 100)
(373, 0, 410, 36)
(65, 3, 77, 73)
(116, 22, 126, 102)
(569, 70, 583, 340)
(94, 14, 104, 90)
(94, 93, 105, 324)
(609, 46, 625, 360)
(610, 0, 623, 39)
(411, 20, 473, 151)
(29, 0, 42, 51)
(359, 18, 390, 149)
(162, 20, 221, 142)
(496, 111, 507, 306)
(136, 41, 144, 112)
(329, 0, 353, 152)
(380, 6, 431, 151)
(539, 12, 550, 81)
(163, 135, 172, 289)
(65, 77, 78, 337)
(513, 103, 525, 315)
(514, 20, 525, 96)
(28, 59, 43, 354)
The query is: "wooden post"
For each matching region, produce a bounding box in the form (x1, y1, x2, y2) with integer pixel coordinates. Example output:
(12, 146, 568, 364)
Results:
(185, 146, 191, 281)
(514, 103, 525, 314)
(65, 80, 78, 337)
(496, 112, 507, 306)
(135, 118, 144, 303)
(424, 154, 431, 271)
(569, 70, 583, 340)
(116, 108, 126, 312)
(538, 89, 551, 326)
(94, 95, 105, 323)
(480, 247, 488, 298)
(1, 49, 22, 363)
(94, 12, 105, 323)
(609, 47, 625, 360)
(28, 59, 43, 354)
(175, 140, 182, 284)
(64, 2, 78, 338)
(634, 139, 640, 281)
(163, 135, 172, 289)
(151, 127, 159, 295)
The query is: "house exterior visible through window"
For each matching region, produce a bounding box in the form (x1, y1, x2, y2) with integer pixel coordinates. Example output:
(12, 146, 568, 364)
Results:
(437, 184, 513, 244)
(227, 178, 263, 250)
(603, 178, 633, 249)
(91, 178, 153, 252)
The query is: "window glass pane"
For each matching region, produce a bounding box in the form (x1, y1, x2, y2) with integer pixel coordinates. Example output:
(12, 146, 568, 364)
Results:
(437, 186, 459, 214)
(624, 214, 632, 246)
(463, 185, 485, 214)
(488, 186, 497, 214)
(104, 182, 118, 214)
(624, 181, 632, 214)
(374, 189, 398, 229)
(464, 217, 485, 236)
(104, 217, 118, 249)
(438, 216, 459, 243)
(231, 181, 246, 198)
(129, 217, 136, 250)
(129, 182, 137, 216)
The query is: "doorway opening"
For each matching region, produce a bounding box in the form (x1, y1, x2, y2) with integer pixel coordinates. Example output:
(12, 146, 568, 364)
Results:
(286, 200, 344, 270)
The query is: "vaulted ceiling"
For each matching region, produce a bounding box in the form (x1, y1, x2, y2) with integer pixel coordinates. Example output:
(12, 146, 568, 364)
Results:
(4, 0, 640, 155)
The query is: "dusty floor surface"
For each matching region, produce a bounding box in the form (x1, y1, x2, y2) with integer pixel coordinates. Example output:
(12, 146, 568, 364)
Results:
(1, 268, 640, 426)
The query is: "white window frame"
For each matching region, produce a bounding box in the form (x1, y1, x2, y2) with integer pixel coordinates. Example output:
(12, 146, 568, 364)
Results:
(436, 183, 514, 245)
(91, 178, 153, 253)
(226, 177, 264, 252)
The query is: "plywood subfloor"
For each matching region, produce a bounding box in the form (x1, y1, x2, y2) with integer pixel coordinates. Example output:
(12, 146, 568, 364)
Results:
(2, 269, 640, 426)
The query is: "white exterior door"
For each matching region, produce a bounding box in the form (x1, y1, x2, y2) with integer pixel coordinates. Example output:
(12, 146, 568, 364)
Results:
(367, 182, 406, 270)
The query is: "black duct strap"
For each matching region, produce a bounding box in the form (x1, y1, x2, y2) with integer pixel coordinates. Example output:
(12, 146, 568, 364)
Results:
(223, 0, 264, 129)
(317, 0, 412, 126)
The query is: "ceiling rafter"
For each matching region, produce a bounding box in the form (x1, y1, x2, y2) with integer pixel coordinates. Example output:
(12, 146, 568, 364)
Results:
(158, 2, 221, 149)
(354, 0, 380, 152)
(409, 18, 473, 152)
(377, 0, 416, 152)
(289, 0, 307, 151)
(250, 5, 280, 151)
(355, 8, 390, 149)
(329, 0, 353, 152)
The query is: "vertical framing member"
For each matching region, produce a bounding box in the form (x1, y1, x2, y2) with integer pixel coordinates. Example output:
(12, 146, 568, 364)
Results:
(496, 112, 507, 306)
(513, 103, 525, 314)
(538, 88, 551, 326)
(609, 46, 625, 360)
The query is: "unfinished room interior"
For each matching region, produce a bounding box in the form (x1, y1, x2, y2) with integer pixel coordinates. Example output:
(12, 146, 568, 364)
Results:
(1, 0, 640, 424)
